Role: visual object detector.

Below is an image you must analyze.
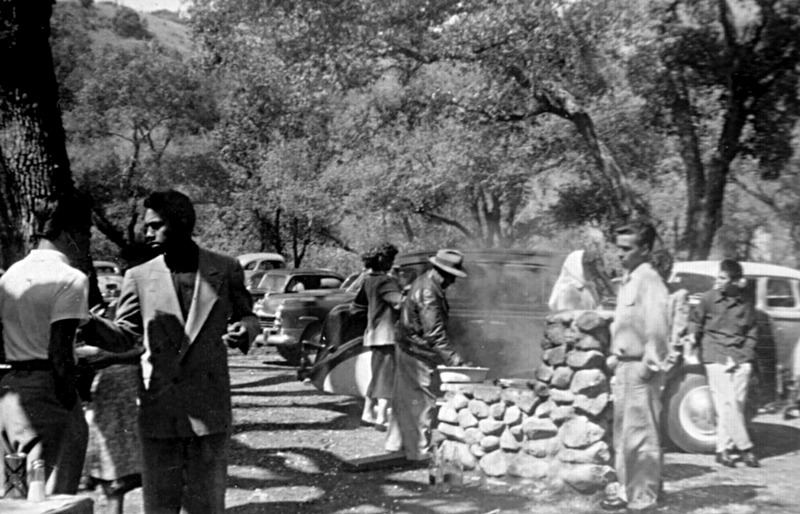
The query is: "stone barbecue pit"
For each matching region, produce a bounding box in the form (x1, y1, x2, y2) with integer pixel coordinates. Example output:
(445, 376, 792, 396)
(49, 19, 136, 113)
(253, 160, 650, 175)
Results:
(432, 310, 615, 495)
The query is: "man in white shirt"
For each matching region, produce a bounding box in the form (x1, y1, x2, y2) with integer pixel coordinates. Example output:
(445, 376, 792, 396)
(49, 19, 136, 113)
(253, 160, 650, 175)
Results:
(602, 221, 669, 511)
(0, 193, 91, 495)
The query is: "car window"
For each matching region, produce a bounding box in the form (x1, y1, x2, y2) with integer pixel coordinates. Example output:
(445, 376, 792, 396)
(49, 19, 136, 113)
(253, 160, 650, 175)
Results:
(95, 265, 118, 275)
(256, 259, 285, 271)
(448, 262, 555, 310)
(395, 267, 420, 290)
(243, 261, 257, 271)
(766, 278, 796, 308)
(319, 277, 343, 289)
(670, 272, 716, 297)
(258, 274, 287, 293)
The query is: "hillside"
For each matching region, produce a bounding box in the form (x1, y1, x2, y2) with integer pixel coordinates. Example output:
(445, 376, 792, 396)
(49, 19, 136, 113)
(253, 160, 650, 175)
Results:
(55, 0, 194, 56)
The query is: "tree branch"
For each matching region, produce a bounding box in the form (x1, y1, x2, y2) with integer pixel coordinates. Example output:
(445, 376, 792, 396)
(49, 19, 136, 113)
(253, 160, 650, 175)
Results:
(414, 208, 474, 238)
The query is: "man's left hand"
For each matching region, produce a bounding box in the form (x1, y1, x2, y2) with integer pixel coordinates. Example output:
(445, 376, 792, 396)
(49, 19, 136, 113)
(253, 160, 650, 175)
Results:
(223, 322, 250, 355)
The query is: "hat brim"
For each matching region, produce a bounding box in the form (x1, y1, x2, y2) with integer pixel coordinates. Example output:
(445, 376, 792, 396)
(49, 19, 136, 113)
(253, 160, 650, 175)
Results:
(429, 257, 468, 278)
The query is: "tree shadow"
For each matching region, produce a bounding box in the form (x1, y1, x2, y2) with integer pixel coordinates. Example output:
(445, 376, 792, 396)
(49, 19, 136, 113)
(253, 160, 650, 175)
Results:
(659, 484, 764, 513)
(232, 389, 342, 398)
(224, 445, 539, 514)
(230, 374, 297, 390)
(662, 463, 713, 482)
(749, 421, 800, 458)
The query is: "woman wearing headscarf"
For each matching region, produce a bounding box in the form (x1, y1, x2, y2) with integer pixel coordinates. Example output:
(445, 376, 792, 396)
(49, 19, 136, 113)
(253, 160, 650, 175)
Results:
(548, 249, 610, 312)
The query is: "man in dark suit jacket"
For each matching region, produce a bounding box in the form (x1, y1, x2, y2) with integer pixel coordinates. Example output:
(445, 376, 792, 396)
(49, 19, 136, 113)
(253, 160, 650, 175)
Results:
(89, 190, 258, 513)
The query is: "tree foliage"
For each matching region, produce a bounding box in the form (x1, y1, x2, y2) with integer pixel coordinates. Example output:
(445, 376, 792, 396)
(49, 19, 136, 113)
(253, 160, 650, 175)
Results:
(626, 0, 800, 258)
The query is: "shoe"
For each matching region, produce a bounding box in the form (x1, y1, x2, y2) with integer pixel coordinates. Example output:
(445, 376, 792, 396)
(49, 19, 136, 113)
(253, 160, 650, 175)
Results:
(716, 450, 736, 468)
(374, 422, 388, 432)
(600, 497, 628, 511)
(741, 451, 760, 468)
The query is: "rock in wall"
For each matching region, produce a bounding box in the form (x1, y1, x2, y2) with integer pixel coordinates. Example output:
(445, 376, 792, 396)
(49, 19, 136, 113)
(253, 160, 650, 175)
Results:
(433, 310, 615, 495)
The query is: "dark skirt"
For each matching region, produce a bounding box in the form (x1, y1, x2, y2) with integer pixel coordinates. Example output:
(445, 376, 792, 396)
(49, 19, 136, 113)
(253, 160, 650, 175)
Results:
(366, 345, 395, 399)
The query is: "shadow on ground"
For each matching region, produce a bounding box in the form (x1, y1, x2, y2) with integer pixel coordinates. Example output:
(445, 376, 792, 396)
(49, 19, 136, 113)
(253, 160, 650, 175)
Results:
(749, 420, 800, 458)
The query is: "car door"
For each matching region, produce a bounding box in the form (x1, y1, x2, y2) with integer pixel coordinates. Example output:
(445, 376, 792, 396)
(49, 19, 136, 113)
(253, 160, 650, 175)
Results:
(761, 276, 800, 372)
(447, 260, 555, 380)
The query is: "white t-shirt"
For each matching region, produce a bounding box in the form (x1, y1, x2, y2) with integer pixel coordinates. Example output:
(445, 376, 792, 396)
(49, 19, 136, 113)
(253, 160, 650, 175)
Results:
(0, 249, 89, 361)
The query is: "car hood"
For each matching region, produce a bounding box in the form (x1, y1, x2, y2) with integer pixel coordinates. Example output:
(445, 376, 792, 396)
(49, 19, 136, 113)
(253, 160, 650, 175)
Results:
(257, 290, 356, 316)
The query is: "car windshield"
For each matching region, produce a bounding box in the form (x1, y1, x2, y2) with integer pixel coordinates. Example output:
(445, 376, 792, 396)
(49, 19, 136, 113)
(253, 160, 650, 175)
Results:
(670, 272, 716, 297)
(257, 274, 288, 293)
(95, 265, 119, 275)
(397, 260, 556, 310)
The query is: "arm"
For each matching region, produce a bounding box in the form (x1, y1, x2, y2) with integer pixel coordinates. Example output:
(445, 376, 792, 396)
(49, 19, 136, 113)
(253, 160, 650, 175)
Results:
(222, 260, 259, 354)
(419, 287, 464, 366)
(686, 291, 710, 348)
(742, 304, 758, 355)
(49, 319, 81, 409)
(379, 276, 403, 310)
(82, 271, 143, 352)
(76, 344, 144, 370)
(641, 274, 670, 371)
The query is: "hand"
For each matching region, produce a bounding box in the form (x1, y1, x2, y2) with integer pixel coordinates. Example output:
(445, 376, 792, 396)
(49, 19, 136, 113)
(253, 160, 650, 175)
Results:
(223, 322, 250, 355)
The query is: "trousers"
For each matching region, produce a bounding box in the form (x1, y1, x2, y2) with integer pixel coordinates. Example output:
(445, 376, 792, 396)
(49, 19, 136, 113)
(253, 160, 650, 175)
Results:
(705, 362, 753, 452)
(0, 370, 87, 496)
(612, 361, 663, 510)
(141, 432, 229, 514)
(385, 348, 436, 460)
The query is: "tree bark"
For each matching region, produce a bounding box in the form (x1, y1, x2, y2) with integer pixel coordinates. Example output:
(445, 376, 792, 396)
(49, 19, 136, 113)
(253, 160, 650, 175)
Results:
(0, 0, 93, 277)
(667, 70, 706, 255)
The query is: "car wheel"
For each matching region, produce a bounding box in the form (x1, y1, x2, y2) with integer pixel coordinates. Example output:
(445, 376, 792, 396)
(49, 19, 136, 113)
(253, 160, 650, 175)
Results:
(299, 326, 323, 368)
(663, 370, 717, 454)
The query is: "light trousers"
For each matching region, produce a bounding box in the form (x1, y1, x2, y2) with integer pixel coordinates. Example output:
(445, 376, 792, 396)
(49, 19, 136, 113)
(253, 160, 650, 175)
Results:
(612, 361, 663, 510)
(705, 362, 753, 452)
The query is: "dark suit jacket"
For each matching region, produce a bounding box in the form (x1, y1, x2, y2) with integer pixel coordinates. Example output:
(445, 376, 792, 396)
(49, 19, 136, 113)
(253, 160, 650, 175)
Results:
(94, 248, 258, 438)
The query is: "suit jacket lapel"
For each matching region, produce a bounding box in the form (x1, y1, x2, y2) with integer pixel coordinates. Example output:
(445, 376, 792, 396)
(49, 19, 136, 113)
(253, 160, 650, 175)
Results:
(184, 249, 220, 346)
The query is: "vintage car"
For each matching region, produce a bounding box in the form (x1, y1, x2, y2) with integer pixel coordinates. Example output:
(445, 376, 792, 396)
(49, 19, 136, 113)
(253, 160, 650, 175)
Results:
(662, 260, 800, 453)
(93, 260, 123, 307)
(253, 268, 348, 362)
(302, 249, 561, 395)
(237, 252, 286, 284)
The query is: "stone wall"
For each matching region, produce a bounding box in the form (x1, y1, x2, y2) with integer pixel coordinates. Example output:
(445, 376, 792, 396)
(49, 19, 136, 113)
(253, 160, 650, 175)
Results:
(433, 310, 615, 494)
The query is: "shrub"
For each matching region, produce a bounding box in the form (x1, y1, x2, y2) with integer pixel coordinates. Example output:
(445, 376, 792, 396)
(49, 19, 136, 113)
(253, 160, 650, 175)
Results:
(111, 7, 152, 40)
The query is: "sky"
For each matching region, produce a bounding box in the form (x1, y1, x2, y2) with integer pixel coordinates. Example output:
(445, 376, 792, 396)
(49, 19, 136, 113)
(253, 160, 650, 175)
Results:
(112, 0, 190, 13)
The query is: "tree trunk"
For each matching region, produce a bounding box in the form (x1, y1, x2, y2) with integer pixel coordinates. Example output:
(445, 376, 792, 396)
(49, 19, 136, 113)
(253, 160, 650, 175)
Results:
(682, 91, 747, 259)
(0, 0, 98, 300)
(667, 70, 706, 256)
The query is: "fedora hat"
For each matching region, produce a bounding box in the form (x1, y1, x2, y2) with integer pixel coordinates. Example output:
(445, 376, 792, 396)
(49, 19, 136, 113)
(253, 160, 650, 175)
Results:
(429, 249, 468, 278)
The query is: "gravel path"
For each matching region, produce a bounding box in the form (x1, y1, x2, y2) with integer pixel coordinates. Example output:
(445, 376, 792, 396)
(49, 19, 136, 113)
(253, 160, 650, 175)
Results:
(77, 346, 800, 513)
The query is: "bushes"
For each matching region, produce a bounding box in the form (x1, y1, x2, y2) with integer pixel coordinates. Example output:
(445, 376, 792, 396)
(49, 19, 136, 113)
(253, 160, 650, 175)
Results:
(111, 6, 152, 40)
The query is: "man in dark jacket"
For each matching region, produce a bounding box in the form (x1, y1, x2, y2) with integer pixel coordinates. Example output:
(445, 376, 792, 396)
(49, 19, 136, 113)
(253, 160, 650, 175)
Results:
(385, 249, 468, 461)
(688, 259, 759, 468)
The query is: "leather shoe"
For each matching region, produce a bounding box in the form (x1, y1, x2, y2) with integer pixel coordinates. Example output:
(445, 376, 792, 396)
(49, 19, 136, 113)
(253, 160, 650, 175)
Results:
(600, 497, 628, 511)
(741, 450, 760, 468)
(716, 450, 735, 468)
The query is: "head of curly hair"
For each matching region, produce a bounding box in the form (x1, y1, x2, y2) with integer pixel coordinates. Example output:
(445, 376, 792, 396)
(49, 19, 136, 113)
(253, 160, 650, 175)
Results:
(361, 243, 399, 272)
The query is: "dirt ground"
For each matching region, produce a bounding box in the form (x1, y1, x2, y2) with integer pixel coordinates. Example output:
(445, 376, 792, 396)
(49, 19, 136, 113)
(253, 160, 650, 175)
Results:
(78, 346, 800, 514)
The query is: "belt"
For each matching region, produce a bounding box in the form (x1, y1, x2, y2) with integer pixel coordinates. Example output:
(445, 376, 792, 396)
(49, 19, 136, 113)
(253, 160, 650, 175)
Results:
(614, 355, 642, 362)
(8, 360, 52, 371)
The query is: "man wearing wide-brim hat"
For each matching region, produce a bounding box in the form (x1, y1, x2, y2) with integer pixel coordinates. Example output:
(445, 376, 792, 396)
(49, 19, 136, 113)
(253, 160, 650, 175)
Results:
(385, 249, 469, 461)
